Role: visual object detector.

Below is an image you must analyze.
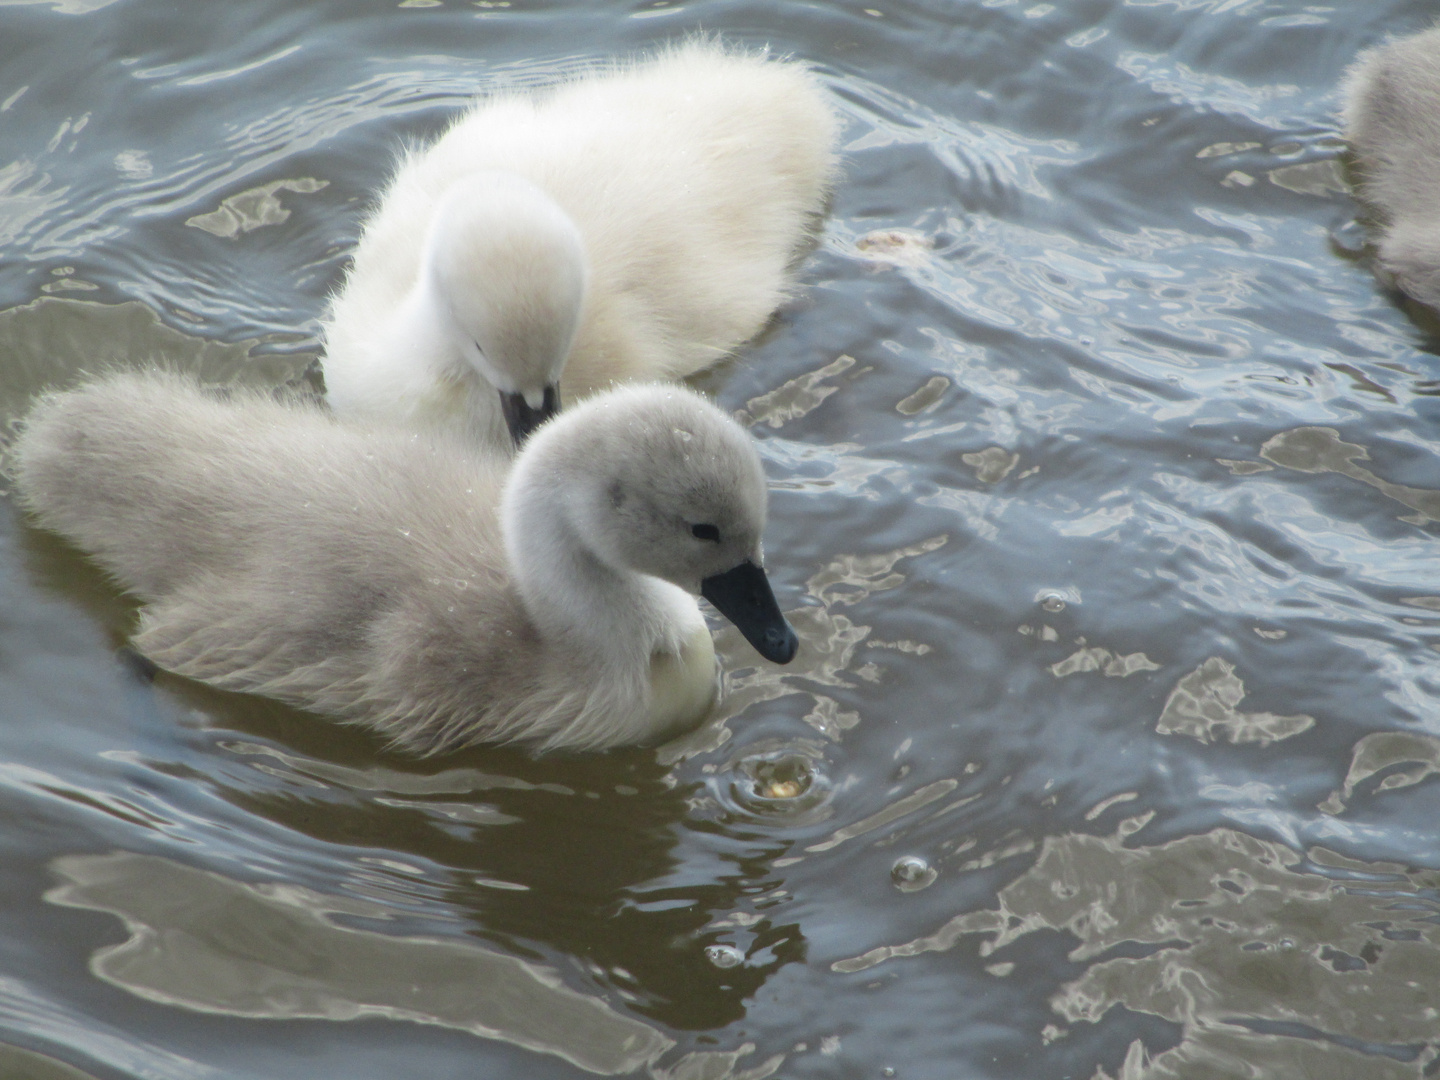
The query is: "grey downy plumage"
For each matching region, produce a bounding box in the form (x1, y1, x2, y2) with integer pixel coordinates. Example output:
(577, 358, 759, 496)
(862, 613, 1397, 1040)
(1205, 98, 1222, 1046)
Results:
(12, 372, 797, 753)
(1342, 25, 1440, 310)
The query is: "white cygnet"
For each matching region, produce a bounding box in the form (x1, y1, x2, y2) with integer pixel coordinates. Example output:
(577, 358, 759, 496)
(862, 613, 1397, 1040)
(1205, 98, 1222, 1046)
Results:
(321, 39, 840, 448)
(12, 372, 798, 753)
(1342, 25, 1440, 309)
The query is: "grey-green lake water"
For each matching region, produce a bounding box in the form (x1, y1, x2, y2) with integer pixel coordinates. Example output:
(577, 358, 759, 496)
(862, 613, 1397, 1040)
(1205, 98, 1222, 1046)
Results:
(3, 1, 1440, 1077)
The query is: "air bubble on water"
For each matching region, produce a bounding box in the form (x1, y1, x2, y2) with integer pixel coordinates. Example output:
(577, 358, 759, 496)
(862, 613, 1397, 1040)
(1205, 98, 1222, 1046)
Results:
(704, 944, 743, 969)
(891, 855, 937, 892)
(1040, 593, 1066, 613)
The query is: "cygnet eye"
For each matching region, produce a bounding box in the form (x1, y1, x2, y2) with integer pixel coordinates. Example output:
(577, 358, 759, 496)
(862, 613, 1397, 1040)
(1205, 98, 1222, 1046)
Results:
(691, 523, 721, 542)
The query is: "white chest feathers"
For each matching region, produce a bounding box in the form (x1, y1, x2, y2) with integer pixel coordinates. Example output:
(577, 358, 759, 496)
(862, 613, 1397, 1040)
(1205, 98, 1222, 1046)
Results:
(646, 625, 718, 739)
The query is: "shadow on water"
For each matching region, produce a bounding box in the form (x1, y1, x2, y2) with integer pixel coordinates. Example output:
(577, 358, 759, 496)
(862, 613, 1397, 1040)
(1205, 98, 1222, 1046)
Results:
(154, 688, 805, 1033)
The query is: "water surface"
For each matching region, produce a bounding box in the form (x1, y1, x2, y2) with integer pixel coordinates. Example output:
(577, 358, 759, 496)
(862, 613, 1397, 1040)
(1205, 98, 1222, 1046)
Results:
(3, 1, 1440, 1077)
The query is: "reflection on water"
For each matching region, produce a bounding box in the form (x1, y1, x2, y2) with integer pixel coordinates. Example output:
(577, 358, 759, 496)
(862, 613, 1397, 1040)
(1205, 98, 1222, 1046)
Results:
(1320, 731, 1440, 816)
(0, 1043, 102, 1080)
(1049, 643, 1159, 679)
(0, 296, 315, 454)
(1155, 657, 1315, 747)
(1261, 426, 1440, 524)
(734, 354, 856, 430)
(197, 735, 802, 1033)
(47, 852, 672, 1075)
(5, 0, 1440, 1077)
(835, 819, 1440, 1078)
(185, 177, 329, 239)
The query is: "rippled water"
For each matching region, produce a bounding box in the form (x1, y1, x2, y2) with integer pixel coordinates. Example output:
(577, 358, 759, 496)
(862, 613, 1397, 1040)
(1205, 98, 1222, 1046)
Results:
(3, 0, 1440, 1077)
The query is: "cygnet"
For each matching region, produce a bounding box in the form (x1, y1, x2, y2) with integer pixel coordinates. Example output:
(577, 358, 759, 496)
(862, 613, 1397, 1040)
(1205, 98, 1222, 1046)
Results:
(12, 373, 799, 753)
(321, 39, 839, 447)
(1342, 25, 1440, 309)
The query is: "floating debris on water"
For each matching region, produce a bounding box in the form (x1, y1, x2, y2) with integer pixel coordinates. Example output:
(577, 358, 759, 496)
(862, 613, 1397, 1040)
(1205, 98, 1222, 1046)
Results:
(721, 742, 834, 823)
(761, 777, 805, 800)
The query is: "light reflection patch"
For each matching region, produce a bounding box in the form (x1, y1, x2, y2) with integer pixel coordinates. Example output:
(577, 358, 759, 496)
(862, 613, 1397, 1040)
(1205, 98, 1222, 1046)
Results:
(46, 852, 672, 1075)
(1156, 657, 1314, 746)
(834, 824, 1440, 1078)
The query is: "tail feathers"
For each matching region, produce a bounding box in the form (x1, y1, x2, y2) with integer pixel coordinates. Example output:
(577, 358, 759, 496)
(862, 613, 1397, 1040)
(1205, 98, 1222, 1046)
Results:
(14, 374, 189, 598)
(12, 371, 330, 599)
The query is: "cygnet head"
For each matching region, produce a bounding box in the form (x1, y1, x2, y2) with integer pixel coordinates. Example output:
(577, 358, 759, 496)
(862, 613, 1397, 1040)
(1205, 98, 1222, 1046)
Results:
(503, 384, 799, 664)
(424, 172, 588, 444)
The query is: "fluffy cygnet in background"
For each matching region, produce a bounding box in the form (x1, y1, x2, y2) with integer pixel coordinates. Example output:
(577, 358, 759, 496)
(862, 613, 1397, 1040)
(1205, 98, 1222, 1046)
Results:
(322, 39, 840, 448)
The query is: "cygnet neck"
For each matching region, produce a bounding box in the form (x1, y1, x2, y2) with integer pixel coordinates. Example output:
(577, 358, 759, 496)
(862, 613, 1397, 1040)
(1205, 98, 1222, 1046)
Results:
(501, 464, 699, 672)
(364, 272, 501, 446)
(383, 265, 465, 380)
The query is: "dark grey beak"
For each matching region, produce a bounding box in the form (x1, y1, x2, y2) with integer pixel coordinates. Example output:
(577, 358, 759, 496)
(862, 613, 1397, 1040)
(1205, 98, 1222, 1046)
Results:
(500, 384, 561, 446)
(700, 560, 799, 664)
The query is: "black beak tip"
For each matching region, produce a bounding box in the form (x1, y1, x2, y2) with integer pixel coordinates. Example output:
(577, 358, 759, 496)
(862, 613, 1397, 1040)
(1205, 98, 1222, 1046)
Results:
(501, 385, 562, 446)
(700, 560, 799, 665)
(762, 623, 799, 665)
